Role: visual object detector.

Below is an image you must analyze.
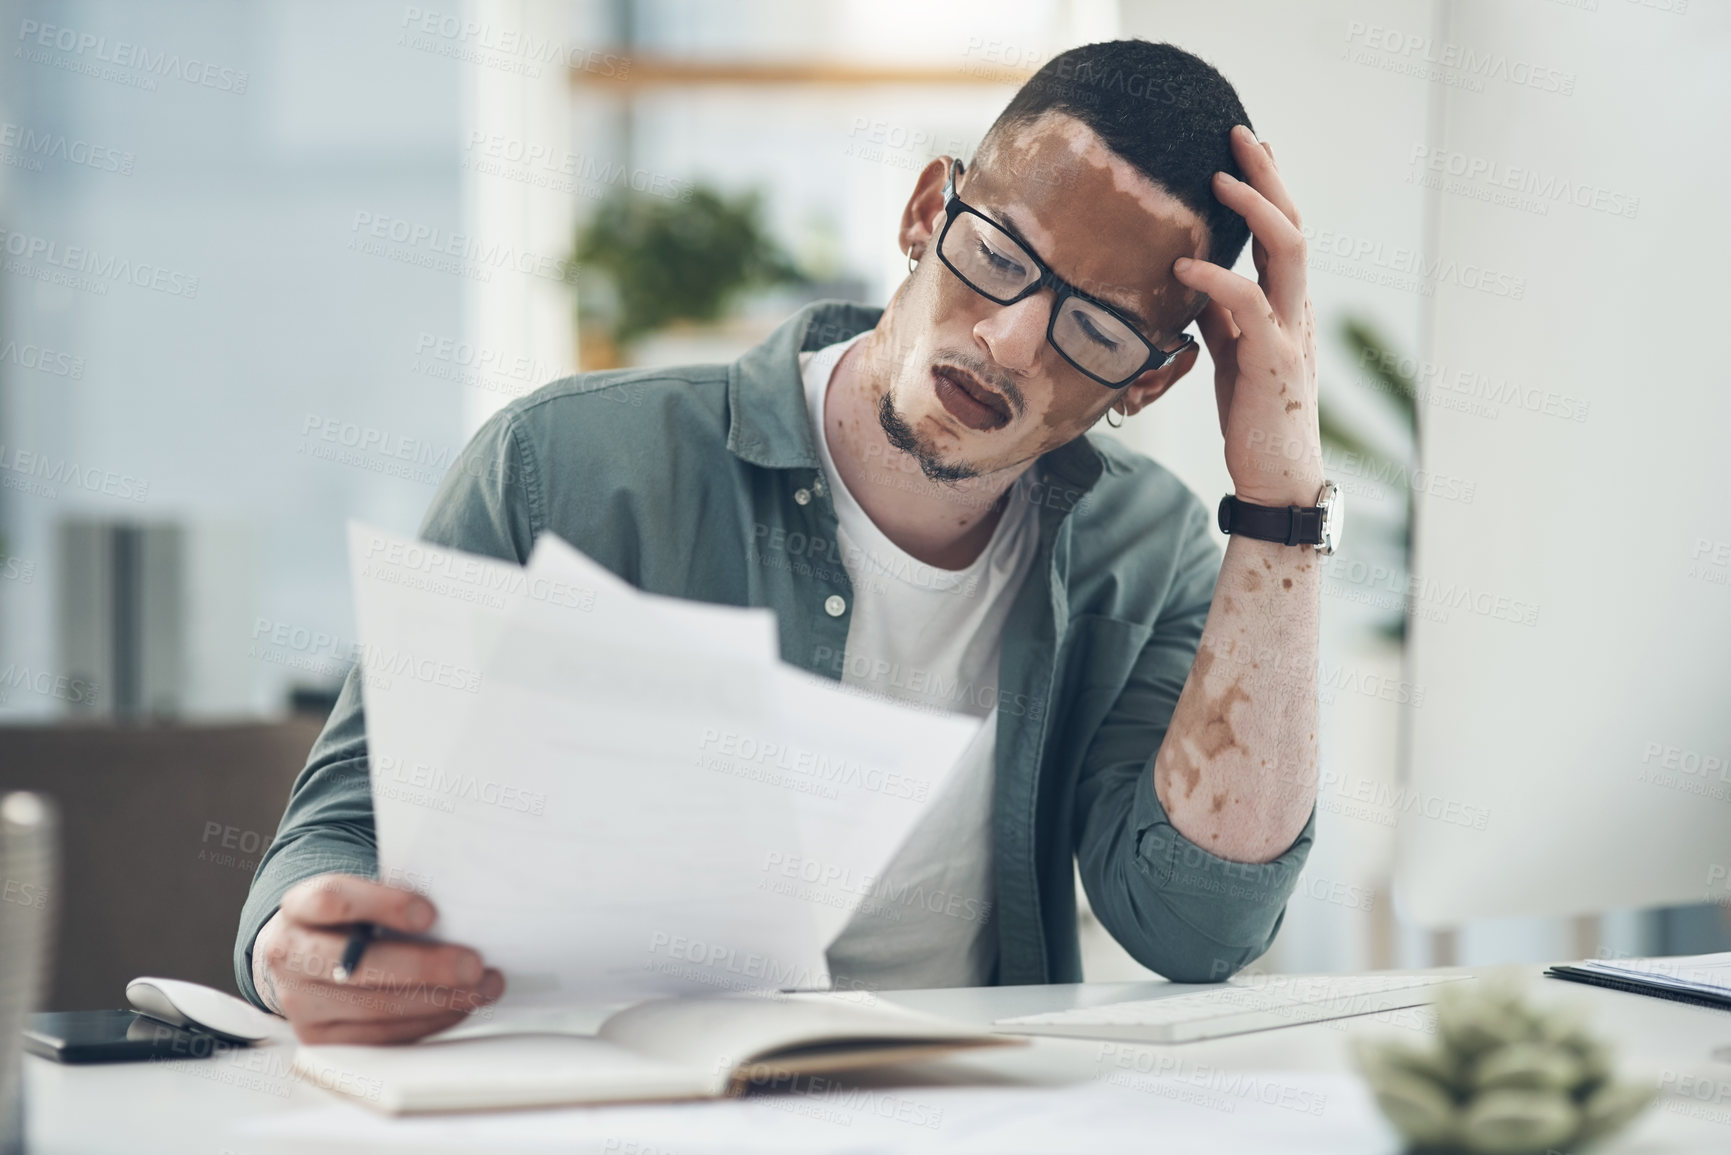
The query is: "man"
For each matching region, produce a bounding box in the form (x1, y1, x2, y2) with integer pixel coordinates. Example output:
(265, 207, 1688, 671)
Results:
(238, 38, 1329, 1043)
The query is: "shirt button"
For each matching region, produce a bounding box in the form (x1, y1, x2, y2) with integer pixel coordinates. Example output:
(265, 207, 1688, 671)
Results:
(824, 595, 847, 617)
(793, 488, 811, 506)
(812, 479, 826, 497)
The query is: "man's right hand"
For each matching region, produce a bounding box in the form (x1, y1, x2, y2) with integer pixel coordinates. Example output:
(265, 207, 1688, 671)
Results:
(251, 873, 505, 1044)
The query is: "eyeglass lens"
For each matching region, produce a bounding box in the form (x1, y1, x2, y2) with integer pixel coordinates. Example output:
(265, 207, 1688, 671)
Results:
(939, 209, 1154, 384)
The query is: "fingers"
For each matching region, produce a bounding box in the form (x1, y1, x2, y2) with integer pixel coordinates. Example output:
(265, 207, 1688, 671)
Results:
(265, 872, 506, 1044)
(1233, 126, 1302, 231)
(1210, 169, 1307, 324)
(280, 873, 437, 936)
(283, 925, 487, 991)
(1195, 301, 1239, 436)
(261, 926, 505, 1040)
(1174, 256, 1279, 343)
(1194, 298, 1238, 363)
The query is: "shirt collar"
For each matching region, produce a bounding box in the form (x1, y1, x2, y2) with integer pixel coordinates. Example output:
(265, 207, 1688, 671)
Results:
(726, 298, 1106, 496)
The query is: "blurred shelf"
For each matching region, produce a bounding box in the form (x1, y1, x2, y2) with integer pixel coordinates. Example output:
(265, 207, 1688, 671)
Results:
(570, 57, 1036, 89)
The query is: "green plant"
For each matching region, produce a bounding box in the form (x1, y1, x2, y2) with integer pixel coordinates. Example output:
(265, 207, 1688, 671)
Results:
(568, 184, 804, 345)
(1322, 317, 1421, 640)
(1352, 976, 1654, 1154)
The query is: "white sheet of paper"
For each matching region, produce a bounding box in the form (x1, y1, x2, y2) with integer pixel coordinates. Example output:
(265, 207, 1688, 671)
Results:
(242, 1070, 1388, 1153)
(346, 522, 529, 886)
(351, 525, 983, 1007)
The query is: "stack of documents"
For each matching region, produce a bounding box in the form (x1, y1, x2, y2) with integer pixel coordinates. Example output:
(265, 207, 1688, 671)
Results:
(347, 524, 984, 1007)
(1545, 951, 1731, 1010)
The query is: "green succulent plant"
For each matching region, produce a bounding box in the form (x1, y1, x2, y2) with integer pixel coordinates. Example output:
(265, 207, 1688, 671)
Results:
(1352, 977, 1654, 1154)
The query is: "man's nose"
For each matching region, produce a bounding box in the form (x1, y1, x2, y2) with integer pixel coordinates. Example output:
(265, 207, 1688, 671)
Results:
(974, 291, 1050, 375)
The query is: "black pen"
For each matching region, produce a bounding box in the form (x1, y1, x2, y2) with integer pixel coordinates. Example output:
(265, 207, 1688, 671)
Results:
(332, 922, 376, 983)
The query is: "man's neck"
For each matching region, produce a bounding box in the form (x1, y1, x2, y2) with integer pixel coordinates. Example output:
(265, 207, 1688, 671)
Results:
(822, 329, 1029, 571)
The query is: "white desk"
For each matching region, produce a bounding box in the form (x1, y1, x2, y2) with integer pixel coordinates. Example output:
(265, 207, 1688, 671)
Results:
(24, 964, 1731, 1153)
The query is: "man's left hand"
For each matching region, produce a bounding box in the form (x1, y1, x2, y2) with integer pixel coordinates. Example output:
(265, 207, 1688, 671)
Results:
(1173, 124, 1323, 509)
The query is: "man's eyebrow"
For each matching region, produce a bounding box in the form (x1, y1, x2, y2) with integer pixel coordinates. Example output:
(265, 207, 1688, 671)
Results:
(993, 202, 1154, 329)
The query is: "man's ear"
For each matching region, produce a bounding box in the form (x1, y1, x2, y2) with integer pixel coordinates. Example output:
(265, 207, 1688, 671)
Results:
(898, 156, 953, 261)
(1118, 338, 1201, 417)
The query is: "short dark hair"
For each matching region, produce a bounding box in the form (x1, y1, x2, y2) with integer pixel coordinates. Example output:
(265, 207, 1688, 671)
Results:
(980, 39, 1253, 269)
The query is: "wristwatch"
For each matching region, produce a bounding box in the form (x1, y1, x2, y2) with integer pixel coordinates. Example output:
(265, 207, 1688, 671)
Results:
(1217, 481, 1343, 555)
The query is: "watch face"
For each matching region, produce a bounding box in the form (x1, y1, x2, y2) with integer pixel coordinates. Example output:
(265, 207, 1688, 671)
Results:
(1317, 482, 1343, 555)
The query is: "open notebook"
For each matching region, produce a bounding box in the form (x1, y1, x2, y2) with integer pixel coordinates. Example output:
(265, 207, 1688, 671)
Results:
(293, 991, 1020, 1115)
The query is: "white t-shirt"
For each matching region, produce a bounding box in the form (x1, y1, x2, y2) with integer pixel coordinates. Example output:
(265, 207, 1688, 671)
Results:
(800, 332, 1040, 989)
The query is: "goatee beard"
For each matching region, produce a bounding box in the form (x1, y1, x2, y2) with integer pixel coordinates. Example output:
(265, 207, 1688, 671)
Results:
(877, 393, 981, 483)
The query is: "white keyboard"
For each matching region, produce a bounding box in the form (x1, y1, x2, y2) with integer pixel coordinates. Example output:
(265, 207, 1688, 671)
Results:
(993, 972, 1471, 1044)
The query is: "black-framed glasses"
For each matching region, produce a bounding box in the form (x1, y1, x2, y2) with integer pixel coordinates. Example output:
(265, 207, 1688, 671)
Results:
(935, 158, 1194, 389)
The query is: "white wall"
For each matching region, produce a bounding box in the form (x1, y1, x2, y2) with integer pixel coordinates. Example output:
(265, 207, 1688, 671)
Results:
(1399, 0, 1731, 927)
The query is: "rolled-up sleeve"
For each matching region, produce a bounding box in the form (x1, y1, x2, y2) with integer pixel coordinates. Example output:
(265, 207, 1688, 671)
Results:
(232, 408, 541, 1008)
(1073, 513, 1315, 984)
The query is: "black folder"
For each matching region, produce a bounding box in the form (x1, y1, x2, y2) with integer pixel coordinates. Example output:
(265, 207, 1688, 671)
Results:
(1545, 964, 1731, 1013)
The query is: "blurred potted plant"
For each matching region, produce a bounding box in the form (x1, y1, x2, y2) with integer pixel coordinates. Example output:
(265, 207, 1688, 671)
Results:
(1321, 317, 1421, 641)
(1353, 975, 1654, 1153)
(567, 183, 805, 369)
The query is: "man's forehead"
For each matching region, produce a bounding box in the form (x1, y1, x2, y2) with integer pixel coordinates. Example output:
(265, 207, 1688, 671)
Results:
(969, 114, 1208, 332)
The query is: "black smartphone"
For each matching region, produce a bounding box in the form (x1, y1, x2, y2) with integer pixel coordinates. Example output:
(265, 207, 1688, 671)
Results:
(23, 1010, 225, 1064)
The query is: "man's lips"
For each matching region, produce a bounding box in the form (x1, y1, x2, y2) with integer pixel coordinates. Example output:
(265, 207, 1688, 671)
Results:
(931, 366, 1011, 430)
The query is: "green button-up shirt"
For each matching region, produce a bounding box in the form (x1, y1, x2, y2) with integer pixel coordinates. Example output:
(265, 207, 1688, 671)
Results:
(235, 299, 1315, 1008)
